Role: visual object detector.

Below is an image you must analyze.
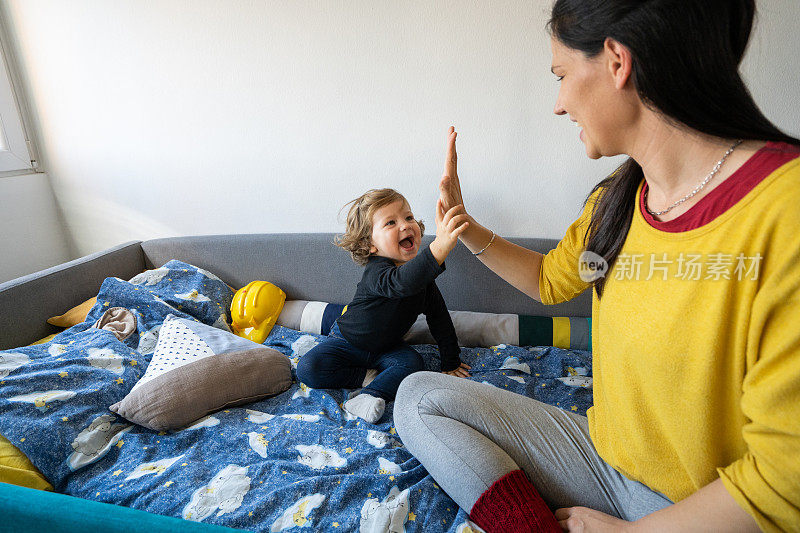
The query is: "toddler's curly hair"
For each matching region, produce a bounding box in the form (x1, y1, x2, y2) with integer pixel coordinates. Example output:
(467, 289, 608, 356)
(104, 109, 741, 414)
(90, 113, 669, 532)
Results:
(335, 188, 425, 266)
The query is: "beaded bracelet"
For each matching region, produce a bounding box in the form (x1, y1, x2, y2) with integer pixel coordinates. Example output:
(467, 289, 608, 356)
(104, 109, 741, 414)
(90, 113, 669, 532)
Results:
(473, 232, 496, 256)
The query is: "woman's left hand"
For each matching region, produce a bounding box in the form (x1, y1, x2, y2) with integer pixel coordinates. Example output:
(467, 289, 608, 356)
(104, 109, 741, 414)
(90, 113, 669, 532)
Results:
(555, 507, 634, 533)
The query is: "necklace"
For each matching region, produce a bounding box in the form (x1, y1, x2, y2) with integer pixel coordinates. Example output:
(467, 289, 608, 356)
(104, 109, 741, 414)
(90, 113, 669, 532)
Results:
(644, 139, 743, 217)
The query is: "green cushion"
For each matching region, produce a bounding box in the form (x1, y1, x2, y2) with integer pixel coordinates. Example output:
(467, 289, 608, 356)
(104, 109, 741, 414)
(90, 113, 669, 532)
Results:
(0, 481, 246, 532)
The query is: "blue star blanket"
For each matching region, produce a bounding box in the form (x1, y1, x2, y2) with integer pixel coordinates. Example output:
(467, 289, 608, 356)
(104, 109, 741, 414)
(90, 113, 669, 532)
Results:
(0, 260, 593, 532)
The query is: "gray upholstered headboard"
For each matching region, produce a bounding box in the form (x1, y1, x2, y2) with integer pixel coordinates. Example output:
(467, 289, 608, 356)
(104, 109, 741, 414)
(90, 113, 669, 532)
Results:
(140, 233, 590, 315)
(0, 233, 590, 350)
(0, 241, 146, 350)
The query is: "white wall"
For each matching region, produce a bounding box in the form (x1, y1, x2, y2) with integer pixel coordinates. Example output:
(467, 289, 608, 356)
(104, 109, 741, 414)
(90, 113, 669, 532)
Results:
(3, 0, 800, 258)
(0, 172, 72, 282)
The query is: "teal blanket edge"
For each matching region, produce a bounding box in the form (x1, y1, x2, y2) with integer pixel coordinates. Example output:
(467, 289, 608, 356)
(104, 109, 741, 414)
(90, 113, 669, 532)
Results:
(0, 482, 246, 533)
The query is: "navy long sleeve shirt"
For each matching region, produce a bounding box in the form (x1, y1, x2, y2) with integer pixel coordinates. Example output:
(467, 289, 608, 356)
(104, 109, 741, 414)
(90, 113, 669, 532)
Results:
(337, 246, 462, 371)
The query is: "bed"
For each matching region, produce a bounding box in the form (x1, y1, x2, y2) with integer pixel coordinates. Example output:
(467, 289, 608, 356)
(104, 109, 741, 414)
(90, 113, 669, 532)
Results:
(0, 233, 592, 532)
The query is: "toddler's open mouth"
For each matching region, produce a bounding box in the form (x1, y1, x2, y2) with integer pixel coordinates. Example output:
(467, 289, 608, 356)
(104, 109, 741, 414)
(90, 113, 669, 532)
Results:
(399, 236, 414, 250)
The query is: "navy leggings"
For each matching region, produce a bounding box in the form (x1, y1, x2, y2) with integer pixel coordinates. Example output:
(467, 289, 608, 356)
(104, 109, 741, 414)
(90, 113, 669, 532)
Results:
(296, 322, 425, 401)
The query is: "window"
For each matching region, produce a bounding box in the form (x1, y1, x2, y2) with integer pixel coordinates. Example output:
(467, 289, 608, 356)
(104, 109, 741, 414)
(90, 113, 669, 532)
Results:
(0, 16, 36, 173)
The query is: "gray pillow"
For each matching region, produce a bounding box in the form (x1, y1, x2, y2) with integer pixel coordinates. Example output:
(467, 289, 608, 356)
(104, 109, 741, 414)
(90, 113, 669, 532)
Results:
(110, 314, 291, 431)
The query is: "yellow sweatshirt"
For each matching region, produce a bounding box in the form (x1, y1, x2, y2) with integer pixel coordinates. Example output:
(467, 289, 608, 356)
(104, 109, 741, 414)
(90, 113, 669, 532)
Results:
(538, 152, 800, 532)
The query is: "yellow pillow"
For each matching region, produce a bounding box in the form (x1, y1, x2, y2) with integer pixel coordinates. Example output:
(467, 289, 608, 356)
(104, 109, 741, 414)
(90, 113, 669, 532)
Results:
(47, 296, 97, 328)
(0, 434, 53, 491)
(29, 333, 58, 346)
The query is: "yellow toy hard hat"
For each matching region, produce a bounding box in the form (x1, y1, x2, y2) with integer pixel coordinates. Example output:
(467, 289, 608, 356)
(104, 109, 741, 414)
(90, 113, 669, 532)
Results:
(230, 280, 286, 344)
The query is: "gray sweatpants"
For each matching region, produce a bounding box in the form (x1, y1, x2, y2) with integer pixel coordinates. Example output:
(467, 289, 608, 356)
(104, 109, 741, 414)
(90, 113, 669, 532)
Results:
(393, 371, 672, 522)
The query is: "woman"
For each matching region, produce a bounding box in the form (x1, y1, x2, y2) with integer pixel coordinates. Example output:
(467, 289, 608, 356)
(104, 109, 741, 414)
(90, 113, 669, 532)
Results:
(393, 1, 799, 531)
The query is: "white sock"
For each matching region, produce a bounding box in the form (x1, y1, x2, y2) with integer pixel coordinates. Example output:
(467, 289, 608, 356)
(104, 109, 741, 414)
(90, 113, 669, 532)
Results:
(362, 368, 379, 387)
(344, 393, 385, 423)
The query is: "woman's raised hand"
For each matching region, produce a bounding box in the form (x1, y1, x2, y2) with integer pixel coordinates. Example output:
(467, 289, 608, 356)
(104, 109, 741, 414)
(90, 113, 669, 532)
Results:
(440, 126, 465, 213)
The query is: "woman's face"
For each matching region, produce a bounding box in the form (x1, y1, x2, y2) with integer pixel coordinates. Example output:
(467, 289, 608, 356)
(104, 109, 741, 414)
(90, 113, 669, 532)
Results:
(550, 37, 632, 159)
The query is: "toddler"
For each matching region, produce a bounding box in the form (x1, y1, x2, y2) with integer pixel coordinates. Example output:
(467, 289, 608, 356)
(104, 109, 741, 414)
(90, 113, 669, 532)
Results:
(296, 188, 471, 423)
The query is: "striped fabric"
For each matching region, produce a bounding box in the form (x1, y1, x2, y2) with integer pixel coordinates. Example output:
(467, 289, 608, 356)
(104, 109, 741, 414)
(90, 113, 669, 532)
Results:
(518, 315, 591, 351)
(277, 300, 591, 351)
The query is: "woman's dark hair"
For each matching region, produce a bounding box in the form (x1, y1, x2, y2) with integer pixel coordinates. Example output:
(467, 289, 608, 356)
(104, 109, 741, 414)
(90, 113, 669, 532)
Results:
(548, 0, 800, 298)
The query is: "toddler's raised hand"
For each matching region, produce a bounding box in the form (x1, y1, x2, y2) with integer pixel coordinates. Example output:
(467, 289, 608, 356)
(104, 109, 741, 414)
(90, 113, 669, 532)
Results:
(430, 198, 469, 264)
